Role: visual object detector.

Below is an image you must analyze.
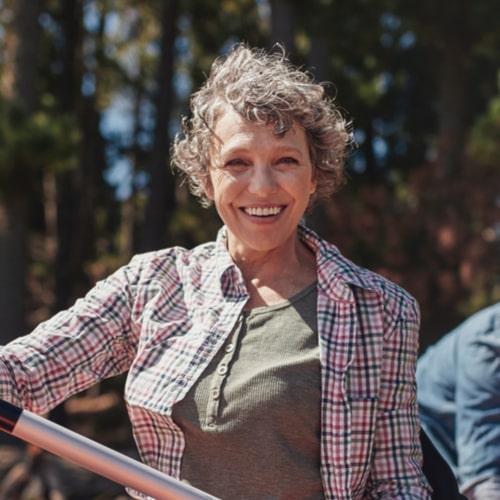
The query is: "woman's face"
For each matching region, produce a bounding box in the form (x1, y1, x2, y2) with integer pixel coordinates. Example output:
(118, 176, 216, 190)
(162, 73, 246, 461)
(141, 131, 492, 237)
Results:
(206, 108, 316, 261)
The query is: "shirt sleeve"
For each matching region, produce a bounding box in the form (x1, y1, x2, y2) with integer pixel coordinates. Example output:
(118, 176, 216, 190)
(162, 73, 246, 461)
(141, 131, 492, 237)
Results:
(368, 294, 432, 498)
(0, 257, 143, 415)
(454, 308, 500, 489)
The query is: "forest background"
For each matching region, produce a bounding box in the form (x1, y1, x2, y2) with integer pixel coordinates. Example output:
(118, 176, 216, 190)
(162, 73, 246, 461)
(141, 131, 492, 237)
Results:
(0, 0, 499, 493)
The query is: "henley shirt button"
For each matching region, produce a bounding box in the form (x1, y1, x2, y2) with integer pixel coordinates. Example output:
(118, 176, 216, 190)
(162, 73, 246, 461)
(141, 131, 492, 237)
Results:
(211, 388, 220, 399)
(225, 343, 234, 353)
(217, 364, 228, 375)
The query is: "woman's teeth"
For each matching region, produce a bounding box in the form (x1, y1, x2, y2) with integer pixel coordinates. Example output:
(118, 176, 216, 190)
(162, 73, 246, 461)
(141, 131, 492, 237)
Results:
(244, 206, 282, 216)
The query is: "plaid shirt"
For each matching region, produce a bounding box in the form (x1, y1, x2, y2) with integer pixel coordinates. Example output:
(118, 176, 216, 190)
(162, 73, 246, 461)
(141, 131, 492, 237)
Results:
(0, 225, 431, 499)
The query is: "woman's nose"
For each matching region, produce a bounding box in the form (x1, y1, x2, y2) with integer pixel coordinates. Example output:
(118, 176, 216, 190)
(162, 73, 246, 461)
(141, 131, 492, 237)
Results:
(247, 165, 278, 195)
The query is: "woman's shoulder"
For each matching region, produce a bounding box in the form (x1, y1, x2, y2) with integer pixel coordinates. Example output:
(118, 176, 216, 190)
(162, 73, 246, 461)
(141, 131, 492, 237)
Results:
(118, 241, 219, 284)
(321, 237, 414, 290)
(316, 237, 419, 320)
(130, 240, 216, 265)
(301, 225, 417, 309)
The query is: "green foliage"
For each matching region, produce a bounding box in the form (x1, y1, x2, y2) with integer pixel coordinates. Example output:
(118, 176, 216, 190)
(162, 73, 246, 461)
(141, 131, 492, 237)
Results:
(467, 73, 500, 169)
(0, 0, 497, 356)
(169, 194, 220, 247)
(183, 0, 266, 88)
(0, 97, 79, 195)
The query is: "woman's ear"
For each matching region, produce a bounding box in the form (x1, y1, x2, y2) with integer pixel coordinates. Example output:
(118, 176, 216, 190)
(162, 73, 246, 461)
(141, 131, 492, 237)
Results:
(310, 178, 317, 195)
(203, 174, 214, 200)
(309, 172, 317, 195)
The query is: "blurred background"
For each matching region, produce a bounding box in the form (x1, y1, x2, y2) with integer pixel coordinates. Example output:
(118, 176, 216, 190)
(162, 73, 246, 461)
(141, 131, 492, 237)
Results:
(0, 0, 499, 497)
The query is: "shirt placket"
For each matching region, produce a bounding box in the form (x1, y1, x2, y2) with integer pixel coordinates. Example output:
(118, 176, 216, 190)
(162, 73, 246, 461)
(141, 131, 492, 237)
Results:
(205, 319, 242, 430)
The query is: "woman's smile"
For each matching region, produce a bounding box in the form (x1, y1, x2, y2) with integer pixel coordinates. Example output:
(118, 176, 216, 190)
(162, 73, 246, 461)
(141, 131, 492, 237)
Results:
(242, 205, 284, 217)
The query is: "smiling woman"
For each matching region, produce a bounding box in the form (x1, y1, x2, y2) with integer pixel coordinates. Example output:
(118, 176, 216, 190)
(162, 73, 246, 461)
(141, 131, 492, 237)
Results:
(0, 43, 432, 499)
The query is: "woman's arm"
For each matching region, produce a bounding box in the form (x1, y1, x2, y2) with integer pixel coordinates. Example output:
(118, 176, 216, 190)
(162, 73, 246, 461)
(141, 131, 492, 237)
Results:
(0, 258, 142, 414)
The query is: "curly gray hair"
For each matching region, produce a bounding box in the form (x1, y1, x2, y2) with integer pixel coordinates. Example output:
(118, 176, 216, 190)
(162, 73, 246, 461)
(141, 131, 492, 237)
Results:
(171, 43, 352, 210)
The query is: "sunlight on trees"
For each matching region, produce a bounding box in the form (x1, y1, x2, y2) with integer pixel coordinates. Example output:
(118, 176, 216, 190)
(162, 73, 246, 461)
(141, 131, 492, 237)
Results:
(0, 0, 498, 356)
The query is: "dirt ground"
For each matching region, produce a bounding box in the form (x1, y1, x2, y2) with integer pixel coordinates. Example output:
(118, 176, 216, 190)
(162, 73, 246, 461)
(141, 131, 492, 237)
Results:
(0, 438, 136, 499)
(0, 391, 138, 499)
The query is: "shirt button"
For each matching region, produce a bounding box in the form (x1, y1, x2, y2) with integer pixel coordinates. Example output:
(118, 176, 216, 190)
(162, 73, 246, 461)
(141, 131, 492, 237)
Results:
(211, 388, 220, 399)
(225, 343, 234, 353)
(217, 364, 228, 375)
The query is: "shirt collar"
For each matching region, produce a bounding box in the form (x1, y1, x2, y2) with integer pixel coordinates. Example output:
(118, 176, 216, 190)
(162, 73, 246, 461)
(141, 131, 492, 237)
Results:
(212, 224, 381, 302)
(214, 227, 248, 300)
(298, 224, 382, 301)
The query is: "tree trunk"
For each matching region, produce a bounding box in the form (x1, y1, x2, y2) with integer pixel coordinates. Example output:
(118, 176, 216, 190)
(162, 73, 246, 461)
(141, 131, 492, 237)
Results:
(0, 0, 41, 342)
(1, 0, 40, 110)
(0, 197, 28, 341)
(436, 42, 468, 178)
(269, 0, 296, 54)
(140, 0, 179, 251)
(53, 0, 84, 312)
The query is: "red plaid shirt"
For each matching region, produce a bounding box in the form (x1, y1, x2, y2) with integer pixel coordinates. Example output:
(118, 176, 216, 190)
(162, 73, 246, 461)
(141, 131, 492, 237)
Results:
(0, 225, 431, 499)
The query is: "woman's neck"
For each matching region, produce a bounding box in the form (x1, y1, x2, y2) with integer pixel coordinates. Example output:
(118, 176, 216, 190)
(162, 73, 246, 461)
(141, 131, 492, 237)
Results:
(235, 240, 317, 309)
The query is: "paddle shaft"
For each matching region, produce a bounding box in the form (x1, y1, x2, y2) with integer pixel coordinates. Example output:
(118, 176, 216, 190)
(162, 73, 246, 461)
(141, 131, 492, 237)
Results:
(0, 399, 217, 500)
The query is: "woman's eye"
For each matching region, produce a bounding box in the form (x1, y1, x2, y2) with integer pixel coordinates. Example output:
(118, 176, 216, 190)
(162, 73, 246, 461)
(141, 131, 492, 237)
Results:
(221, 158, 250, 171)
(276, 157, 298, 166)
(225, 158, 247, 167)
